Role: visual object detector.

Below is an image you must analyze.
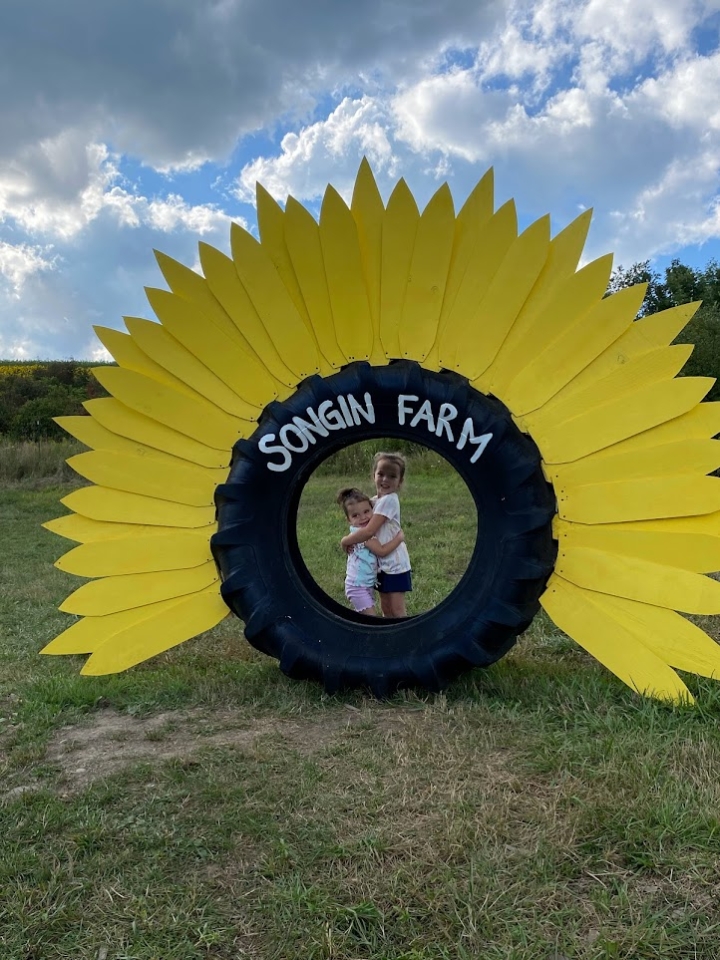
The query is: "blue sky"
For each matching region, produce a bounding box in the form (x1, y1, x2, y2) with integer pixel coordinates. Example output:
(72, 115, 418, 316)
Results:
(1, 0, 720, 360)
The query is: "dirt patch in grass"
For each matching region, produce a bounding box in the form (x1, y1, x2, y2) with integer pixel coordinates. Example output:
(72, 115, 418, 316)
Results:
(38, 704, 413, 795)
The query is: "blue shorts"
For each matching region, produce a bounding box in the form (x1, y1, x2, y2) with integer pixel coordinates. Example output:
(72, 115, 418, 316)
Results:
(377, 570, 412, 594)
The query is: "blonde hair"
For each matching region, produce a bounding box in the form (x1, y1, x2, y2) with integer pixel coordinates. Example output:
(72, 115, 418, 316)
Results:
(336, 487, 372, 517)
(371, 451, 407, 481)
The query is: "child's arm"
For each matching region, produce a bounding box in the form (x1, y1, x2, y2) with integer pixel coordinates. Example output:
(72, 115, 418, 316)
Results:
(341, 512, 386, 548)
(365, 529, 405, 558)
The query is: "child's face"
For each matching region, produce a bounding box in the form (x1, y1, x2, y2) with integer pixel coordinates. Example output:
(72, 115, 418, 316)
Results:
(374, 459, 403, 497)
(346, 500, 373, 527)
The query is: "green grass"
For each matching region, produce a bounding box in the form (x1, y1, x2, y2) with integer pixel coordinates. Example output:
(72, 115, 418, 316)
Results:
(0, 438, 86, 487)
(3, 484, 720, 958)
(297, 468, 477, 613)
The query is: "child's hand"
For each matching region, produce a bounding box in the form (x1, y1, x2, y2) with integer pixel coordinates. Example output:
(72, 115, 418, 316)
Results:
(340, 536, 354, 555)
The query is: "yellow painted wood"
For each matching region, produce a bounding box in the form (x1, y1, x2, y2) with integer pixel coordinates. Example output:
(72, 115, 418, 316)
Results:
(556, 545, 720, 614)
(67, 450, 226, 507)
(588, 400, 720, 461)
(93, 326, 197, 400)
(56, 529, 213, 577)
(92, 367, 249, 450)
(594, 593, 720, 680)
(554, 518, 720, 573)
(398, 183, 455, 362)
(41, 599, 194, 655)
(284, 197, 345, 369)
(479, 253, 613, 399)
(231, 223, 320, 378)
(154, 251, 257, 352)
(43, 514, 181, 543)
(199, 241, 296, 389)
(55, 415, 187, 468)
(257, 185, 333, 378)
(380, 179, 420, 358)
(436, 200, 518, 371)
(527, 345, 694, 436)
(319, 186, 374, 362)
(541, 575, 692, 702)
(547, 439, 720, 487)
(84, 398, 230, 469)
(556, 475, 720, 524)
(144, 287, 277, 409)
(123, 317, 259, 420)
(498, 211, 596, 362)
(534, 377, 714, 464)
(81, 585, 229, 674)
(616, 511, 720, 538)
(60, 561, 219, 616)
(444, 215, 550, 380)
(551, 302, 701, 401)
(351, 157, 385, 365)
(505, 284, 647, 416)
(62, 486, 215, 527)
(423, 169, 494, 370)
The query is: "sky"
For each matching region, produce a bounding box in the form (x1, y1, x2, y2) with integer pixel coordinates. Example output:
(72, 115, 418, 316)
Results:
(1, 0, 720, 360)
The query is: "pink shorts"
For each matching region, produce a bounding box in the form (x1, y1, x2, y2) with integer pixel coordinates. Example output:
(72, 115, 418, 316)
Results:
(345, 584, 375, 613)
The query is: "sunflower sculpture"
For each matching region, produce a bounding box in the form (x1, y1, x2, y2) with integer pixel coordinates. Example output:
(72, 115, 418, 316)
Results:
(42, 160, 720, 704)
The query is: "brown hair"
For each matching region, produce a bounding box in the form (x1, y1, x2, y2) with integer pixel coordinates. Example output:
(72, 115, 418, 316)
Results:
(371, 451, 407, 481)
(336, 487, 372, 516)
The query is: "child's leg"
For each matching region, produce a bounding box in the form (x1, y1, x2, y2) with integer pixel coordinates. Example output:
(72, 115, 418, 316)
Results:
(380, 592, 407, 618)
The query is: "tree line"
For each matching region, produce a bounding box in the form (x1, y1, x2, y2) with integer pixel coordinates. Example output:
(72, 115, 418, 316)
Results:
(1, 259, 719, 441)
(0, 361, 109, 441)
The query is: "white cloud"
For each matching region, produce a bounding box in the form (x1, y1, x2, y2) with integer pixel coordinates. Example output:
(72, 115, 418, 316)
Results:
(0, 242, 56, 296)
(235, 97, 398, 203)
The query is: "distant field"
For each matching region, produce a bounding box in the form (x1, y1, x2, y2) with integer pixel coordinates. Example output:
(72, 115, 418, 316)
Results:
(2, 482, 720, 959)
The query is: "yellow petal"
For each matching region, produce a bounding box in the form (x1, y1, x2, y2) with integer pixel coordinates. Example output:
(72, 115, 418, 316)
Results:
(554, 518, 720, 573)
(553, 302, 701, 399)
(531, 377, 714, 464)
(60, 562, 219, 616)
(556, 546, 720, 614)
(199, 242, 296, 388)
(84, 398, 229, 469)
(541, 575, 693, 702)
(62, 486, 215, 528)
(80, 585, 229, 674)
(594, 593, 720, 679)
(583, 400, 720, 461)
(556, 475, 720, 524)
(284, 197, 344, 369)
(424, 169, 495, 369)
(526, 344, 694, 434)
(351, 157, 385, 365)
(43, 514, 181, 543)
(93, 325, 198, 400)
(123, 317, 259, 420)
(92, 367, 250, 450)
(503, 284, 649, 416)
(380, 179, 420, 358)
(319, 185, 374, 363)
(154, 250, 258, 352)
(41, 598, 199, 655)
(547, 439, 720, 486)
(398, 183, 455, 363)
(55, 529, 213, 577)
(481, 253, 614, 400)
(66, 450, 225, 507)
(231, 222, 320, 379)
(436, 199, 518, 370)
(144, 287, 277, 409)
(55, 415, 181, 468)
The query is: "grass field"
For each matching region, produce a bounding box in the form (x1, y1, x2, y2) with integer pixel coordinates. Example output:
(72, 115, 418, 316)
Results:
(3, 475, 720, 959)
